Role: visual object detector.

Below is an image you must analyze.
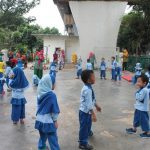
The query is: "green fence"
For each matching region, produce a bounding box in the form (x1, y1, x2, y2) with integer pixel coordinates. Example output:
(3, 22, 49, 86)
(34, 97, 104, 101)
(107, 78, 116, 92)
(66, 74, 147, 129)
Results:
(127, 56, 150, 72)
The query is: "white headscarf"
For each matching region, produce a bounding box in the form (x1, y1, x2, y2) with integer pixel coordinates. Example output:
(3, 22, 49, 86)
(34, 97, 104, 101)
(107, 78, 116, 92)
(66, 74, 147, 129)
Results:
(37, 74, 52, 98)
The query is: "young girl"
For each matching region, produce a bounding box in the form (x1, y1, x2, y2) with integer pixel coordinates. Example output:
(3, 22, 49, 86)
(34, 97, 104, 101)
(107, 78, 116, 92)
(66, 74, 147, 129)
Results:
(50, 61, 57, 77)
(111, 57, 117, 81)
(0, 56, 5, 95)
(9, 67, 29, 124)
(35, 74, 60, 150)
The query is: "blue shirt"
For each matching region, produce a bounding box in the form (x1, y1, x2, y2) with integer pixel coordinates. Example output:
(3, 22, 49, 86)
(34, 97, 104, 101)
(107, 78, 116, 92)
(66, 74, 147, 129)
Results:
(111, 60, 117, 70)
(100, 61, 106, 70)
(79, 85, 96, 113)
(86, 63, 93, 70)
(134, 87, 149, 112)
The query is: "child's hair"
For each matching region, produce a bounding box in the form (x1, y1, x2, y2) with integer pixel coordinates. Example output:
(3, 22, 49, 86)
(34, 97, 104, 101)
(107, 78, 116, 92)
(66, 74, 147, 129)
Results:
(87, 59, 90, 62)
(81, 70, 94, 83)
(147, 65, 150, 72)
(102, 57, 105, 60)
(138, 74, 149, 85)
(111, 56, 115, 60)
(6, 61, 11, 67)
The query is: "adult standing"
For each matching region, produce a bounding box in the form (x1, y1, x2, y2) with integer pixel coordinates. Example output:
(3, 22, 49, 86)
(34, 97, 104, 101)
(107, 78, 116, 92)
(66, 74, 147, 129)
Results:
(34, 50, 44, 79)
(89, 52, 96, 70)
(122, 48, 129, 71)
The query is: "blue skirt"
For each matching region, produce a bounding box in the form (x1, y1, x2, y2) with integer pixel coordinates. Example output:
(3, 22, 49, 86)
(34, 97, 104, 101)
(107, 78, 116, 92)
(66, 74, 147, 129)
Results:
(35, 121, 56, 133)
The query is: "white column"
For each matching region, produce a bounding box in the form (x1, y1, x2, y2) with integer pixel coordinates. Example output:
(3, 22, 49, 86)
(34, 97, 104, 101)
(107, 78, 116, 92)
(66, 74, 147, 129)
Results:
(69, 1, 127, 67)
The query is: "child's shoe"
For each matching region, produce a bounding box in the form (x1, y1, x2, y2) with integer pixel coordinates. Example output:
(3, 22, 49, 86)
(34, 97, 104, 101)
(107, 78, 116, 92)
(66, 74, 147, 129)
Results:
(126, 128, 136, 134)
(79, 144, 93, 150)
(13, 122, 18, 125)
(140, 132, 150, 138)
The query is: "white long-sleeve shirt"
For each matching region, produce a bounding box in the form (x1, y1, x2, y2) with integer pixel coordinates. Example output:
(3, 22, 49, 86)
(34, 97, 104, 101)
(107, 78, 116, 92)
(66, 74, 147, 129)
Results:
(79, 85, 96, 113)
(134, 87, 149, 112)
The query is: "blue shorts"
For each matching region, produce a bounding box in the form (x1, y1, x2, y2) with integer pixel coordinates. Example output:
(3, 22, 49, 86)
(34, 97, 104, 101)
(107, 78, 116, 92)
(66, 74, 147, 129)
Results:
(133, 109, 150, 132)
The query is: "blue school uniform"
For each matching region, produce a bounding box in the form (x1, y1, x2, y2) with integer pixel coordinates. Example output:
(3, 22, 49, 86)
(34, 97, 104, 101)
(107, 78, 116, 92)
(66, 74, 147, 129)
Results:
(9, 67, 29, 122)
(133, 87, 150, 132)
(16, 59, 24, 69)
(79, 84, 96, 146)
(35, 74, 60, 150)
(86, 62, 93, 70)
(111, 60, 117, 80)
(33, 74, 40, 86)
(5, 66, 12, 88)
(0, 73, 5, 94)
(50, 62, 57, 77)
(100, 61, 106, 79)
(76, 63, 82, 78)
(115, 62, 122, 81)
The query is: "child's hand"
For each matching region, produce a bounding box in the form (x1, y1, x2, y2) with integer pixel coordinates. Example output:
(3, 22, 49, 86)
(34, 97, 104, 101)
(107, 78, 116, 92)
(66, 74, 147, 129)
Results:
(92, 113, 97, 122)
(95, 104, 102, 112)
(54, 121, 58, 128)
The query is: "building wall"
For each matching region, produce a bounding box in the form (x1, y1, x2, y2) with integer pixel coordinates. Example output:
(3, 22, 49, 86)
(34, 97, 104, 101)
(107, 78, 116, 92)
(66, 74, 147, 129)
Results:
(65, 37, 79, 62)
(43, 36, 79, 63)
(69, 1, 127, 66)
(43, 37, 65, 62)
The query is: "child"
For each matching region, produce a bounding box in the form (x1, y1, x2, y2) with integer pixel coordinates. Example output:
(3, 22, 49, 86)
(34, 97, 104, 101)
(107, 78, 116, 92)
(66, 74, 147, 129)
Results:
(0, 73, 5, 96)
(111, 57, 117, 80)
(0, 56, 5, 95)
(100, 58, 107, 80)
(76, 59, 82, 79)
(145, 65, 150, 95)
(32, 74, 40, 86)
(126, 74, 150, 138)
(35, 74, 60, 150)
(9, 67, 29, 124)
(86, 59, 93, 70)
(50, 61, 57, 77)
(114, 62, 122, 81)
(16, 59, 24, 70)
(5, 61, 12, 91)
(79, 70, 101, 150)
(133, 63, 142, 84)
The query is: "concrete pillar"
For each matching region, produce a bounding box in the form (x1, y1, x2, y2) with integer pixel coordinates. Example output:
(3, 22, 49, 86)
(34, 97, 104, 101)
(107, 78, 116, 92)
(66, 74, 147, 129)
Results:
(69, 1, 127, 67)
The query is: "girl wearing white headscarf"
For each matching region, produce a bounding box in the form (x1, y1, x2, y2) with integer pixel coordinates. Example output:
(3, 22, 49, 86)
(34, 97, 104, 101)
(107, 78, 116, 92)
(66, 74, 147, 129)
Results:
(35, 74, 60, 150)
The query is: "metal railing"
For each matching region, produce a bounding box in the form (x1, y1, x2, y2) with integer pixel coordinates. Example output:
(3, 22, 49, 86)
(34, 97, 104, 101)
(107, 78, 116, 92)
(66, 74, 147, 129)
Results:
(127, 56, 150, 72)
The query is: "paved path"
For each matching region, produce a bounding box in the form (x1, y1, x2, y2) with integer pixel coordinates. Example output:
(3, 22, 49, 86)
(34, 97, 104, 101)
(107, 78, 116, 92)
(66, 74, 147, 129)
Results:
(0, 68, 150, 150)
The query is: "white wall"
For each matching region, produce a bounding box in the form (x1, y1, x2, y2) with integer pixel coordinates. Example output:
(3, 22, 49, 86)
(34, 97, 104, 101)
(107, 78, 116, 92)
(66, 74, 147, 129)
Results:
(43, 37, 65, 62)
(43, 36, 79, 63)
(69, 1, 127, 66)
(65, 37, 79, 62)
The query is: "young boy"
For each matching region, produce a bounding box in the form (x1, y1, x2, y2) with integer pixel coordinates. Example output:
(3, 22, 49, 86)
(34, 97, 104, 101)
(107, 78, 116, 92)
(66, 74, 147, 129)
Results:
(86, 59, 93, 70)
(76, 60, 82, 79)
(79, 70, 101, 150)
(126, 74, 150, 138)
(111, 57, 117, 80)
(100, 58, 107, 80)
(133, 63, 142, 84)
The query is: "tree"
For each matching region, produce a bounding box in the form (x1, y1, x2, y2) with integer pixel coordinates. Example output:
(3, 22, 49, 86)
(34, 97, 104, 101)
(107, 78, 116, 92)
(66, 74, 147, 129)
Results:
(117, 0, 150, 55)
(0, 0, 40, 30)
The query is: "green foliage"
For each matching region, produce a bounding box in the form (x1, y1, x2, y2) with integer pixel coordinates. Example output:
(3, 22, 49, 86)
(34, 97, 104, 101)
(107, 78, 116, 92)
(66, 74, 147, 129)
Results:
(117, 0, 150, 55)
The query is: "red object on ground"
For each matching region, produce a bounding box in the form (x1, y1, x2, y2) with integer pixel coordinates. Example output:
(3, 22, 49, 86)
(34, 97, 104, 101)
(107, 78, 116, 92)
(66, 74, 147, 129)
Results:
(122, 71, 133, 82)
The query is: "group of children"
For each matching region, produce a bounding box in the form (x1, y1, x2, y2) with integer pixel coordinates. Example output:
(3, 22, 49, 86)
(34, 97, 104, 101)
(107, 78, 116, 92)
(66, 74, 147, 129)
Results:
(1, 53, 150, 150)
(75, 56, 122, 82)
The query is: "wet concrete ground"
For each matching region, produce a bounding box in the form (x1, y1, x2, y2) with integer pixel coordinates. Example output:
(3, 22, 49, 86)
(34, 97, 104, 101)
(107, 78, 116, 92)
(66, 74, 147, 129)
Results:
(0, 67, 150, 150)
